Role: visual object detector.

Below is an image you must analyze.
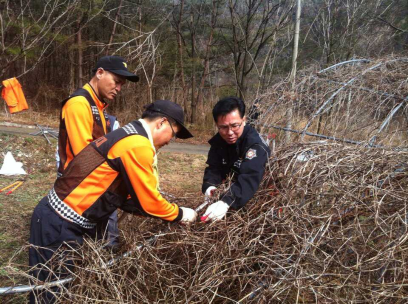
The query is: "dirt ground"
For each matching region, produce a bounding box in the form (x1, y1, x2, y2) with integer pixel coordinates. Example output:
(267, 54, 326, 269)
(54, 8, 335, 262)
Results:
(0, 132, 207, 302)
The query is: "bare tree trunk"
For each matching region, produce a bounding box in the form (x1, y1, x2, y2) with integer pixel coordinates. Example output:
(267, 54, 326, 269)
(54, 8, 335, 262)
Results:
(106, 0, 123, 55)
(76, 15, 83, 87)
(228, 0, 240, 97)
(69, 27, 76, 92)
(77, 28, 83, 87)
(256, 32, 276, 97)
(190, 10, 196, 123)
(140, 35, 157, 104)
(20, 0, 27, 75)
(0, 10, 5, 53)
(174, 0, 188, 119)
(196, 0, 218, 120)
(287, 0, 301, 143)
(138, 0, 142, 45)
(239, 52, 248, 99)
(290, 0, 301, 87)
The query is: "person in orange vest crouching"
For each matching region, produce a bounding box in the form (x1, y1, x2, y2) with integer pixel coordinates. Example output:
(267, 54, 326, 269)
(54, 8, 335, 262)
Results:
(29, 100, 197, 303)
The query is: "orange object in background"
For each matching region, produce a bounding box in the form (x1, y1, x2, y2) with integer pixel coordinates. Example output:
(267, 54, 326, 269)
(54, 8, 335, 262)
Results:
(1, 77, 29, 114)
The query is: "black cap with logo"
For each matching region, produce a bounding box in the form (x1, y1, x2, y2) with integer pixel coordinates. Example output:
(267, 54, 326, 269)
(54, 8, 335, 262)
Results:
(146, 100, 193, 139)
(93, 56, 139, 82)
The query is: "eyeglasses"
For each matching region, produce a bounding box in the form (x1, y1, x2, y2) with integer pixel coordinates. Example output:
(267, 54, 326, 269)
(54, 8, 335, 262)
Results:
(217, 121, 244, 133)
(168, 120, 177, 140)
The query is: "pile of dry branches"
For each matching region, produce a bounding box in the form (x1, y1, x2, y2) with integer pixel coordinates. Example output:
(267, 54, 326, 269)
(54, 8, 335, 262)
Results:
(24, 142, 407, 303)
(256, 56, 408, 147)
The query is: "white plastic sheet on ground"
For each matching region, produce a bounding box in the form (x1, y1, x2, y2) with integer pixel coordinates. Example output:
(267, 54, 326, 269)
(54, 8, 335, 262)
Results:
(0, 151, 27, 175)
(296, 150, 315, 162)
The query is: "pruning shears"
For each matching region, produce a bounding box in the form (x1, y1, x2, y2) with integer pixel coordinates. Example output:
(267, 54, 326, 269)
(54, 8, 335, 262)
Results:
(198, 188, 217, 222)
(195, 200, 211, 214)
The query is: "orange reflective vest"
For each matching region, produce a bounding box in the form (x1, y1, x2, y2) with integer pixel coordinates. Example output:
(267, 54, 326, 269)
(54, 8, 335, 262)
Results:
(58, 84, 111, 175)
(53, 120, 181, 224)
(1, 78, 29, 114)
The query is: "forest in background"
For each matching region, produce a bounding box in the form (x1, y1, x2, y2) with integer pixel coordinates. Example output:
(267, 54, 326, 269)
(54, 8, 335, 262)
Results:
(0, 0, 407, 126)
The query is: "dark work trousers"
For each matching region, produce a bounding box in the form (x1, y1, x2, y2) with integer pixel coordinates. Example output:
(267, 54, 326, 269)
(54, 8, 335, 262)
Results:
(29, 196, 96, 303)
(94, 210, 119, 249)
(107, 210, 119, 247)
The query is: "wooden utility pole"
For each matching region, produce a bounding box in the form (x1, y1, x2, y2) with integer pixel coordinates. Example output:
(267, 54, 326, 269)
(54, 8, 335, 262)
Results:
(290, 0, 301, 83)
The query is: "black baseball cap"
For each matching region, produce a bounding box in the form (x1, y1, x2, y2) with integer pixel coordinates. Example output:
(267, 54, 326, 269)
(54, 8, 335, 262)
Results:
(93, 56, 139, 82)
(146, 100, 193, 139)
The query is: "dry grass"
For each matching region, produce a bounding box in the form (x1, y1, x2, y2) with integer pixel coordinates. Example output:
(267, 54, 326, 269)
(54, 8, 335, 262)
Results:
(0, 109, 59, 129)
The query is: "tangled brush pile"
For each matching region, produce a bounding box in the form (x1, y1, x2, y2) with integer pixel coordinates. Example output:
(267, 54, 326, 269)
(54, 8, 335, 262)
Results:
(255, 56, 408, 147)
(25, 142, 408, 303)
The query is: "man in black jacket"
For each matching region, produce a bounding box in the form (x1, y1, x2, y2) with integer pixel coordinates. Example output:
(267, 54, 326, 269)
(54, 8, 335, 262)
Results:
(201, 96, 271, 222)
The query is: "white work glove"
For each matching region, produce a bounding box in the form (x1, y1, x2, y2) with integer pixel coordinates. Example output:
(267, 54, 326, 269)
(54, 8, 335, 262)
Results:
(201, 201, 230, 222)
(180, 207, 198, 224)
(204, 186, 217, 203)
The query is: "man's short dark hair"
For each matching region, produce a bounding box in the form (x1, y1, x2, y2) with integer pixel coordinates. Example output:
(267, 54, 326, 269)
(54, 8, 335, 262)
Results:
(212, 96, 246, 122)
(141, 109, 176, 125)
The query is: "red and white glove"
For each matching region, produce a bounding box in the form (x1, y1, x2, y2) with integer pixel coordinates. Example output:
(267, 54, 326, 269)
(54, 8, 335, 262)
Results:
(201, 200, 229, 222)
(204, 186, 217, 204)
(180, 207, 198, 224)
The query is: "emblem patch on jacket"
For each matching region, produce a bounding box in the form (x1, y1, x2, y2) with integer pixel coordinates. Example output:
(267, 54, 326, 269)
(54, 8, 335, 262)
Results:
(246, 148, 257, 160)
(233, 159, 242, 168)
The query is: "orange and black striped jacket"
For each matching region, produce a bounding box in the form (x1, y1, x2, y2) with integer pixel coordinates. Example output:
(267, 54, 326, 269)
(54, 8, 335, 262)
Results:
(52, 120, 182, 224)
(57, 83, 111, 175)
